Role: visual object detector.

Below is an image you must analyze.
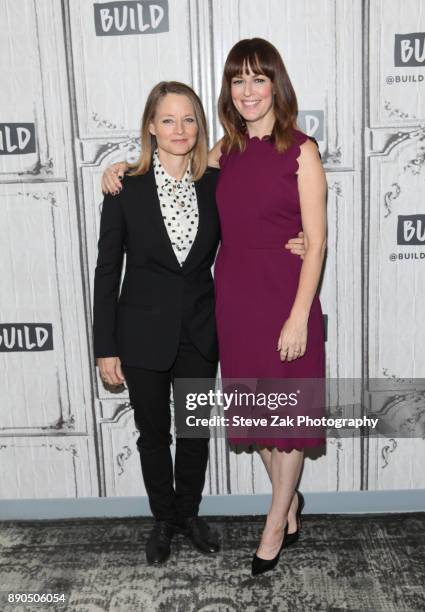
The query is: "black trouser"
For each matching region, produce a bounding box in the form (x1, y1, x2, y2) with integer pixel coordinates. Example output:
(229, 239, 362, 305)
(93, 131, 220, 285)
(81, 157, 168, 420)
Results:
(122, 328, 217, 522)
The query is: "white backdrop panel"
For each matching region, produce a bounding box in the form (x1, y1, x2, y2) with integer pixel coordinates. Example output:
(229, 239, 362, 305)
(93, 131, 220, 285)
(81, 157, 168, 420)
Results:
(0, 184, 92, 434)
(368, 130, 425, 382)
(209, 0, 361, 169)
(0, 0, 70, 180)
(0, 437, 97, 499)
(69, 0, 193, 138)
(369, 0, 425, 127)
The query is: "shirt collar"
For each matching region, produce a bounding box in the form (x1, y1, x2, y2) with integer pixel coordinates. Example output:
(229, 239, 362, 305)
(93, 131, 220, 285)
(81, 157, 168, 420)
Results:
(153, 149, 192, 189)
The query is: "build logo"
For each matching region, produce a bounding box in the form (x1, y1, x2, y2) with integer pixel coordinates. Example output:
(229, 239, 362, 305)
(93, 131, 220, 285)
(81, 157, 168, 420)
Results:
(94, 1, 169, 36)
(0, 124, 36, 155)
(297, 111, 324, 141)
(0, 324, 53, 352)
(397, 215, 425, 245)
(394, 33, 425, 67)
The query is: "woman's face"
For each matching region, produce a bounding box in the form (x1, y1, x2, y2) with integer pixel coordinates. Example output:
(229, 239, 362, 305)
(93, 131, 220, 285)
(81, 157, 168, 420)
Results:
(149, 93, 198, 156)
(230, 63, 275, 125)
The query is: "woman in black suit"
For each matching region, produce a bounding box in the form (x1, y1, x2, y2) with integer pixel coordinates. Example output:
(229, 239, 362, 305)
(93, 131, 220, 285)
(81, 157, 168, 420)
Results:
(95, 80, 306, 566)
(93, 81, 221, 565)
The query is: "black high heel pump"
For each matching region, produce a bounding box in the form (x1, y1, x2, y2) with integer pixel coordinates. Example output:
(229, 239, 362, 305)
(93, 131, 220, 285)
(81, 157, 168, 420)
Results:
(285, 491, 305, 546)
(251, 524, 288, 576)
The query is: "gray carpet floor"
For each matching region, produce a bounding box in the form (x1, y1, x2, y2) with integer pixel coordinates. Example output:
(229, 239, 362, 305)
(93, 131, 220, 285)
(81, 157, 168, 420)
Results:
(0, 513, 424, 612)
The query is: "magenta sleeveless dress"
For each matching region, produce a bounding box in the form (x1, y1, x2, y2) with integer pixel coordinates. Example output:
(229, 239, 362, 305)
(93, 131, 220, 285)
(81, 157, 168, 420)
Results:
(214, 129, 326, 451)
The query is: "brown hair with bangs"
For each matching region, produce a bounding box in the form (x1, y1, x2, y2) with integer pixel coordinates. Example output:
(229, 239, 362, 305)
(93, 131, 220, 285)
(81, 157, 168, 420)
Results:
(128, 81, 208, 181)
(218, 38, 298, 154)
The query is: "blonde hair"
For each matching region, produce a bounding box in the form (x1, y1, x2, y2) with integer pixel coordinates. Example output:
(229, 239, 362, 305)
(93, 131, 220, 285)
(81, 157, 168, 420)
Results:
(128, 81, 208, 181)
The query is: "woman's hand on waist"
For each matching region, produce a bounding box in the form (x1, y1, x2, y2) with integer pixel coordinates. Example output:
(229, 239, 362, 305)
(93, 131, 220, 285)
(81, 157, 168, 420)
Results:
(284, 231, 307, 259)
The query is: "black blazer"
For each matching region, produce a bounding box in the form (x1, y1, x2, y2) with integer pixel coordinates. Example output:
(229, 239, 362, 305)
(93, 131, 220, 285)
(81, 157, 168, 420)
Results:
(93, 165, 220, 370)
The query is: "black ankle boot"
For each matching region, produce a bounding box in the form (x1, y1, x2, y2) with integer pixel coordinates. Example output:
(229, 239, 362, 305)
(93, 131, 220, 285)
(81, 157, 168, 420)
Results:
(178, 516, 220, 554)
(145, 521, 175, 564)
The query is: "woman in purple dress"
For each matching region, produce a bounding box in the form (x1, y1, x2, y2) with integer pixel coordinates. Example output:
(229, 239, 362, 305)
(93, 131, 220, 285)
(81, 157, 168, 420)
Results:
(209, 38, 327, 575)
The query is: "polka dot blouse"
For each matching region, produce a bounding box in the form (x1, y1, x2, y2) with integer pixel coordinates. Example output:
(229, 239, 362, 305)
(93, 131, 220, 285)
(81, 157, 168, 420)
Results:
(153, 149, 199, 267)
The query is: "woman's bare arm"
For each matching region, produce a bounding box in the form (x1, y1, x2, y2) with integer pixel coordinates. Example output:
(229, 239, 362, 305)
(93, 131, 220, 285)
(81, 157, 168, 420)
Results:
(290, 138, 327, 316)
(277, 138, 327, 361)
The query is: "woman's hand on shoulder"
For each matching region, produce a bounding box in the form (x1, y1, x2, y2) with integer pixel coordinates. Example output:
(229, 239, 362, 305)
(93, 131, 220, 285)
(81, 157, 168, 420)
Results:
(101, 162, 129, 195)
(208, 138, 224, 168)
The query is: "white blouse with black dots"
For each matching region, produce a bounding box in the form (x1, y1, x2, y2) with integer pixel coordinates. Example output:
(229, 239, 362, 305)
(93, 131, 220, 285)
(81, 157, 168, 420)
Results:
(153, 149, 199, 267)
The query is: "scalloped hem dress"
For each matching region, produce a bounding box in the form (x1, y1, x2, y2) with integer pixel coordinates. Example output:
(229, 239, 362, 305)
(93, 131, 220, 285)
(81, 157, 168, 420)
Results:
(214, 129, 326, 452)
